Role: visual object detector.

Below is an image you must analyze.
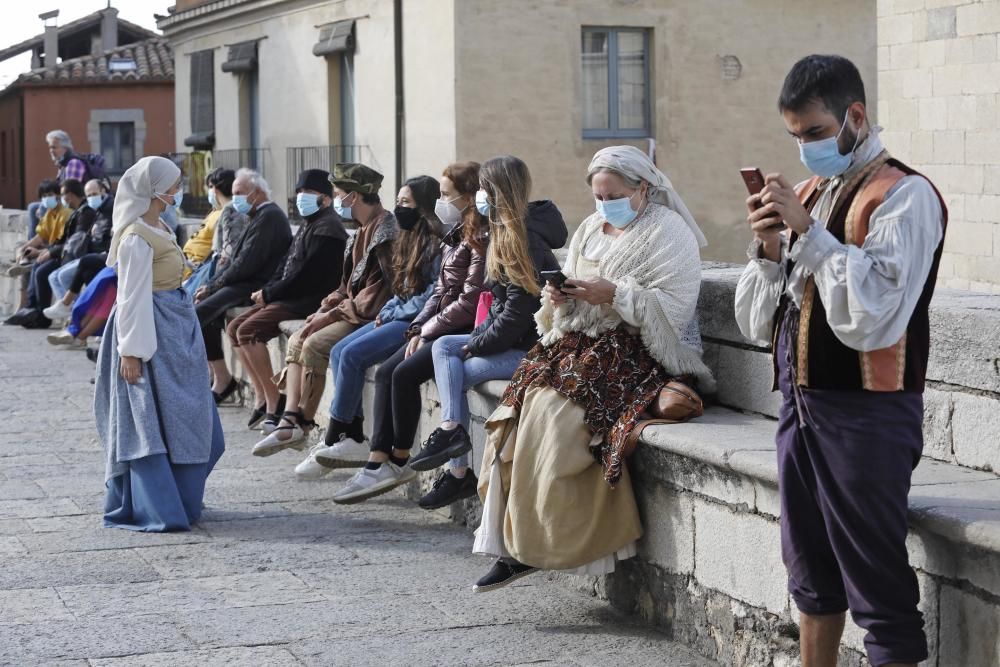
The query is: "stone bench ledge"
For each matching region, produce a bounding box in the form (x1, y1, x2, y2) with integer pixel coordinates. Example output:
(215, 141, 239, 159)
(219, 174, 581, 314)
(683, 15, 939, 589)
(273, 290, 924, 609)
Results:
(640, 407, 1000, 557)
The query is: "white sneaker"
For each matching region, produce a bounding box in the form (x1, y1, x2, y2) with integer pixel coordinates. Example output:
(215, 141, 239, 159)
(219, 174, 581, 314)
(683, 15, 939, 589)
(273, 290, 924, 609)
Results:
(43, 301, 72, 321)
(47, 330, 77, 347)
(332, 463, 416, 504)
(252, 422, 309, 457)
(314, 436, 370, 469)
(294, 443, 335, 480)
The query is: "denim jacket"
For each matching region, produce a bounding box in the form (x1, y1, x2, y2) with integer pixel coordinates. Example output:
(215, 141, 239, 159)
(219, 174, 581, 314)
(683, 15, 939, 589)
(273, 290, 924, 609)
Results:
(377, 255, 442, 324)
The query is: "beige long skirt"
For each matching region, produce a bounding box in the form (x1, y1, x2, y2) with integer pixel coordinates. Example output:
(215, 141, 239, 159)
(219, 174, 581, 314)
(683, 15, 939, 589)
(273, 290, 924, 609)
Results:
(474, 386, 642, 572)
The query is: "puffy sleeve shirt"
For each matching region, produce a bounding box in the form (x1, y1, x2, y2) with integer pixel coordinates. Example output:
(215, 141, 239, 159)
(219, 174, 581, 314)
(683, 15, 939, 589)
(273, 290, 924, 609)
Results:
(115, 221, 176, 361)
(734, 132, 944, 352)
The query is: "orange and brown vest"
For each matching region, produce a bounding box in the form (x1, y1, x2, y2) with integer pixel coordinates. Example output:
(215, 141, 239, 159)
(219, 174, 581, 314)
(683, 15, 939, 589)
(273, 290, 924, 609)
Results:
(773, 152, 948, 393)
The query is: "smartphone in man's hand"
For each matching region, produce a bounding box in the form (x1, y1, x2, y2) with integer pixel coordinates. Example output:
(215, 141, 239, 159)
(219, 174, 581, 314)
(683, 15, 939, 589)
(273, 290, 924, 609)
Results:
(741, 167, 785, 230)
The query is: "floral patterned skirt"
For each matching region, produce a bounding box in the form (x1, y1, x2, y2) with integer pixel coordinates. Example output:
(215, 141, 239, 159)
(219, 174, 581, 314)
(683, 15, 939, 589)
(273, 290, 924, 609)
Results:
(500, 327, 667, 486)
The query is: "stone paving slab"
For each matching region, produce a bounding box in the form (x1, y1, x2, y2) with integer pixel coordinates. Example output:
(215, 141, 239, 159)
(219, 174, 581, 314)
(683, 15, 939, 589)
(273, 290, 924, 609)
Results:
(0, 325, 715, 666)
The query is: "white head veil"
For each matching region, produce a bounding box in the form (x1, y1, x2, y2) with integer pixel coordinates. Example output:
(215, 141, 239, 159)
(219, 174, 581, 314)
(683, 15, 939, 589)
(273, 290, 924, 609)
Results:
(587, 145, 707, 247)
(107, 156, 182, 266)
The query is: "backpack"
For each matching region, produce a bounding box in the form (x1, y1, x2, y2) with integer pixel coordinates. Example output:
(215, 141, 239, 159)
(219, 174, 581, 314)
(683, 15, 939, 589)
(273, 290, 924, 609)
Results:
(61, 152, 108, 182)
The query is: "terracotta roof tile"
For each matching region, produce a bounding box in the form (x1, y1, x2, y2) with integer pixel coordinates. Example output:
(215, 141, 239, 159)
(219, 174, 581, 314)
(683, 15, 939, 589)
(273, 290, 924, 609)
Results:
(19, 37, 173, 85)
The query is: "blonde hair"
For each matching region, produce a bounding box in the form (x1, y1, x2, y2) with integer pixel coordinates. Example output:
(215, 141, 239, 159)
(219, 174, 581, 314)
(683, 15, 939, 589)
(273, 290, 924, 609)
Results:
(480, 155, 540, 296)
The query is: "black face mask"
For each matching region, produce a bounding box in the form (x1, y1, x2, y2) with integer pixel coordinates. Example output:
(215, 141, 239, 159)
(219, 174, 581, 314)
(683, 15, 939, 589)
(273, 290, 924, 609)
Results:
(394, 205, 422, 231)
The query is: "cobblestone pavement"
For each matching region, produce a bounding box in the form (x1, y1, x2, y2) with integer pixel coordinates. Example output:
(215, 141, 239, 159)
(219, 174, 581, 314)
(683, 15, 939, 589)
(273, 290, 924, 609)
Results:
(0, 325, 715, 667)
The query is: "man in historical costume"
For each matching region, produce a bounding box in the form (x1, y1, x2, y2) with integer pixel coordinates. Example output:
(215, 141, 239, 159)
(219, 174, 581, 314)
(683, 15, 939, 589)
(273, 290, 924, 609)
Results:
(735, 55, 947, 667)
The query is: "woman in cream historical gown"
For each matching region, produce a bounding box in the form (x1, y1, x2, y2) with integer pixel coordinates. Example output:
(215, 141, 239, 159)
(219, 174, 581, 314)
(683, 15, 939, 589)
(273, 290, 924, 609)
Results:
(472, 146, 714, 591)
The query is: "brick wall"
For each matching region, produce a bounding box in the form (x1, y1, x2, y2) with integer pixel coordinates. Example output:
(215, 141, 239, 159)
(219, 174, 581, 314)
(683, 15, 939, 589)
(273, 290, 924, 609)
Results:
(878, 0, 1000, 292)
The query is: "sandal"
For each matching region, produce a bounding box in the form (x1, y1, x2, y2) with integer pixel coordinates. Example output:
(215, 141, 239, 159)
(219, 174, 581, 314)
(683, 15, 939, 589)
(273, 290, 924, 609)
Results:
(213, 378, 239, 406)
(259, 394, 288, 435)
(246, 403, 267, 429)
(252, 411, 316, 457)
(260, 413, 281, 436)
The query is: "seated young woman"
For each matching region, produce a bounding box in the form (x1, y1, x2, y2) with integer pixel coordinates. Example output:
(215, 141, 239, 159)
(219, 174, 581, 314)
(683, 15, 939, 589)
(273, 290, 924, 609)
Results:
(408, 155, 567, 511)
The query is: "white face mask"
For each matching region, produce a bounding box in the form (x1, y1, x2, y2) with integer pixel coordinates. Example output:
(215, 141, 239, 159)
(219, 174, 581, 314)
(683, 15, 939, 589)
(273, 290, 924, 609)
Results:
(434, 196, 465, 227)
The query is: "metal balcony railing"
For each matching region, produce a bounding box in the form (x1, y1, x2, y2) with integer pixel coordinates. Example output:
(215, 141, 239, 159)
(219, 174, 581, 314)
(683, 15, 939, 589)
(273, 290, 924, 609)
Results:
(212, 148, 270, 177)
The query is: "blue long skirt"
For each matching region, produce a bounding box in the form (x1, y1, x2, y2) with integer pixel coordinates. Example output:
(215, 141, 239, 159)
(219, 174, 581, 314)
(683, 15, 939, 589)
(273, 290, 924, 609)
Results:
(103, 409, 225, 531)
(95, 288, 225, 532)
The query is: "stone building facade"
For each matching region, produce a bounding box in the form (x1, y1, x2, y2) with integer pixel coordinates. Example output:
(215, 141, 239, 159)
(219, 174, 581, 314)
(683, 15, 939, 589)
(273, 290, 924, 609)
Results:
(878, 0, 1000, 292)
(161, 0, 875, 254)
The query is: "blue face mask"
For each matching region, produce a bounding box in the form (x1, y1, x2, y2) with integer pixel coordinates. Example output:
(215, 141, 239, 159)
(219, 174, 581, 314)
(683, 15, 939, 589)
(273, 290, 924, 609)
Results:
(157, 190, 183, 210)
(596, 190, 642, 229)
(42, 195, 58, 209)
(86, 194, 105, 210)
(207, 188, 218, 209)
(334, 194, 353, 220)
(61, 196, 72, 209)
(231, 194, 252, 215)
(798, 111, 861, 179)
(296, 193, 321, 218)
(475, 190, 491, 217)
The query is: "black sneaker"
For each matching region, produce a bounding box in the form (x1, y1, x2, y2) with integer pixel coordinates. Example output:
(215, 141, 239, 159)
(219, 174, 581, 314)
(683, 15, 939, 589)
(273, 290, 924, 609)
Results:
(21, 311, 52, 329)
(473, 558, 537, 593)
(409, 426, 473, 472)
(418, 470, 478, 510)
(4, 308, 32, 326)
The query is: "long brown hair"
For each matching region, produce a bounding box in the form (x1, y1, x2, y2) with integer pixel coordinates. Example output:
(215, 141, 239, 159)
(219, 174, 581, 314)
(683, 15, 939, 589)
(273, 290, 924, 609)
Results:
(479, 155, 539, 295)
(392, 175, 442, 298)
(442, 161, 487, 256)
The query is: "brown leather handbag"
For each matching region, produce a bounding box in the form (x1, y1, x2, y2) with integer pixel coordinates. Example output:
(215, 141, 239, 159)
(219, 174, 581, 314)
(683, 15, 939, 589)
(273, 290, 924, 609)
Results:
(622, 378, 704, 457)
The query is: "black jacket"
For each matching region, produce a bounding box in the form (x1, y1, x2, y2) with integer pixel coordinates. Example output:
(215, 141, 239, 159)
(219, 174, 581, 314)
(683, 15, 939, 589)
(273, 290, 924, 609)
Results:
(466, 200, 568, 357)
(87, 196, 115, 255)
(207, 202, 293, 296)
(50, 205, 97, 264)
(262, 206, 349, 314)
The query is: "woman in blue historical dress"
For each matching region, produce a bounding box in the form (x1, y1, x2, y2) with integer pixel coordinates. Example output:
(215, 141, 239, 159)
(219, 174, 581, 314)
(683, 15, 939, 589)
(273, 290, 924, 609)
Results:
(94, 156, 225, 531)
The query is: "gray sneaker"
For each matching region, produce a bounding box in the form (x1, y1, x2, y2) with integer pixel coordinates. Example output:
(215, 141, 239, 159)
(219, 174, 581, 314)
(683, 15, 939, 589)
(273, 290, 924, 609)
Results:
(332, 463, 416, 505)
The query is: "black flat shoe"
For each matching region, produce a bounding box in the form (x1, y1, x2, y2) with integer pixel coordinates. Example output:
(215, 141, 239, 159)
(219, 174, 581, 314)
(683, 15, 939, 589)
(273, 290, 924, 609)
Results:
(247, 404, 267, 430)
(473, 558, 537, 593)
(212, 378, 239, 405)
(86, 348, 99, 363)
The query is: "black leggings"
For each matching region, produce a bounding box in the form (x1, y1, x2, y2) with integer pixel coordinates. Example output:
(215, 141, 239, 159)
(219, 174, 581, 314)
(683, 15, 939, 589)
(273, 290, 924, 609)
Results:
(369, 342, 435, 455)
(69, 253, 108, 294)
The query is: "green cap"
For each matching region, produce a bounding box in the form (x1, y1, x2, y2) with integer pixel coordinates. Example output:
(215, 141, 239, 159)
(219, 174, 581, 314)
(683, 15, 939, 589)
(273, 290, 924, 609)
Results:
(329, 163, 383, 195)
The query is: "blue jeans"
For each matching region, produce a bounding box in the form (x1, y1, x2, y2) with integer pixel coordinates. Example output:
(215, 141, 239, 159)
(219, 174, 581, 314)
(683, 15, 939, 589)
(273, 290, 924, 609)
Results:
(27, 201, 42, 239)
(328, 320, 410, 423)
(431, 334, 526, 469)
(48, 258, 80, 301)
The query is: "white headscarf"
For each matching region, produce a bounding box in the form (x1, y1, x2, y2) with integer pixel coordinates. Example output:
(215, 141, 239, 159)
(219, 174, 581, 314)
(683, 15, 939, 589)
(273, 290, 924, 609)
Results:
(107, 156, 181, 266)
(588, 145, 707, 247)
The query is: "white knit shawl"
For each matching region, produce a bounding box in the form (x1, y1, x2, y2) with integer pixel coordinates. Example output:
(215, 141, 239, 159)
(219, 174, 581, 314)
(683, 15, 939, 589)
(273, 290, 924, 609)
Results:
(536, 202, 715, 392)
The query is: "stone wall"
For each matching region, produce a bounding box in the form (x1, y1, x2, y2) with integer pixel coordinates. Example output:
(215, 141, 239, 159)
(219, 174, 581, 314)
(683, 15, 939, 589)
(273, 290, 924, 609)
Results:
(878, 0, 1000, 292)
(0, 210, 30, 315)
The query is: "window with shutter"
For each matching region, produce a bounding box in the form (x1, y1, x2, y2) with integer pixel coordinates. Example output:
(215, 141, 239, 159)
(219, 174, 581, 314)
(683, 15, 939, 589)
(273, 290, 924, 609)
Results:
(186, 49, 215, 149)
(313, 20, 355, 57)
